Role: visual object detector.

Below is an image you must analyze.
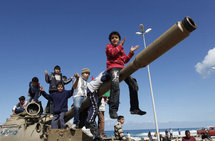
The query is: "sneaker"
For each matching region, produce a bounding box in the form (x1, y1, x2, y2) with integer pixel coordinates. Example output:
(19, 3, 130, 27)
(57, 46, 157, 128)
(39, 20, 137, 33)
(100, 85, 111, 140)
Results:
(50, 114, 54, 118)
(82, 126, 93, 137)
(65, 124, 69, 129)
(130, 109, 146, 115)
(109, 110, 118, 119)
(70, 124, 77, 130)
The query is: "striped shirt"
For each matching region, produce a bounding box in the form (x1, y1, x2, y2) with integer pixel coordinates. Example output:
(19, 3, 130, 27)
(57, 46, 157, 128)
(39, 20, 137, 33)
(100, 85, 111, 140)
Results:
(114, 122, 126, 140)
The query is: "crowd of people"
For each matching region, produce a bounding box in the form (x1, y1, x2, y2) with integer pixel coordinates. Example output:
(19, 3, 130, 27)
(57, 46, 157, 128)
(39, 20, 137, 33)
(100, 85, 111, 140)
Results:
(146, 129, 196, 141)
(12, 31, 147, 141)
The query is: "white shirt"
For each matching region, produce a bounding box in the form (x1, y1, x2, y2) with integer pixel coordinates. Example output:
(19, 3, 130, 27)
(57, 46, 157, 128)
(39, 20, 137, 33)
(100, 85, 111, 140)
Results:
(73, 77, 88, 98)
(99, 97, 108, 112)
(13, 101, 27, 111)
(87, 71, 104, 93)
(54, 74, 61, 81)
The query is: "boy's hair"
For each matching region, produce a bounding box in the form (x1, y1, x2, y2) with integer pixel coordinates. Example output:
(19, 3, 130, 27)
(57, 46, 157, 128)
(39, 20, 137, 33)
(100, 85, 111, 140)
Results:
(54, 65, 61, 70)
(185, 130, 190, 134)
(56, 82, 64, 88)
(19, 96, 25, 101)
(32, 77, 39, 83)
(109, 31, 121, 42)
(117, 115, 124, 121)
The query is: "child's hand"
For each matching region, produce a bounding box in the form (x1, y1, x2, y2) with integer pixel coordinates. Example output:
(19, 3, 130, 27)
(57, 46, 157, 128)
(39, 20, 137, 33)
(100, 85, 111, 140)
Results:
(120, 37, 125, 46)
(40, 86, 44, 91)
(130, 45, 139, 53)
(45, 70, 48, 75)
(72, 73, 80, 89)
(74, 73, 79, 79)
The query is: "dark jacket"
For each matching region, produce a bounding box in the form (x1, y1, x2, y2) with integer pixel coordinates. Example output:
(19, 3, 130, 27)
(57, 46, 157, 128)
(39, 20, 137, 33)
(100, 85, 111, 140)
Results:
(28, 82, 41, 102)
(41, 89, 73, 114)
(45, 72, 72, 92)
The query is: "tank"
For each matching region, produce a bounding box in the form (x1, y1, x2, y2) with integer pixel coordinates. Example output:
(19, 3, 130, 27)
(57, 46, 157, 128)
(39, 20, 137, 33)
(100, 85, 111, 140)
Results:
(0, 102, 93, 141)
(0, 16, 197, 141)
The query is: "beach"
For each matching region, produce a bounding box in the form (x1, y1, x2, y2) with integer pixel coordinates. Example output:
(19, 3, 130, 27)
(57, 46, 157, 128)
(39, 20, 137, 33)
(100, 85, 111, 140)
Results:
(104, 128, 215, 141)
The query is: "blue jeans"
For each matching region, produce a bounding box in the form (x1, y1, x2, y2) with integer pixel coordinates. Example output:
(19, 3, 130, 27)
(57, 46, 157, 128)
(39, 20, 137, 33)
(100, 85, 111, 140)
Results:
(73, 96, 85, 125)
(28, 96, 33, 103)
(51, 112, 66, 129)
(15, 108, 25, 114)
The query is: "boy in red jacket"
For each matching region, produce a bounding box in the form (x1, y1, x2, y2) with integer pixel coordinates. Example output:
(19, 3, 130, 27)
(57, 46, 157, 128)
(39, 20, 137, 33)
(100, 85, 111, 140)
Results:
(105, 31, 146, 119)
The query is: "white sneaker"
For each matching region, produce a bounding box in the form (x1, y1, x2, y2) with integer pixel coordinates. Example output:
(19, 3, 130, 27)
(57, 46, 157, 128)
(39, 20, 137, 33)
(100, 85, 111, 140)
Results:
(70, 124, 77, 130)
(82, 126, 93, 137)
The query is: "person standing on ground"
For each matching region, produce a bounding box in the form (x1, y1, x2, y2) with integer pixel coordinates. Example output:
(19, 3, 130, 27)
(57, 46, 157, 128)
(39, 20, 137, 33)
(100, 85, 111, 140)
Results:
(98, 96, 108, 138)
(165, 129, 168, 136)
(114, 115, 126, 141)
(182, 130, 196, 141)
(148, 131, 152, 141)
(178, 128, 181, 135)
(170, 128, 173, 139)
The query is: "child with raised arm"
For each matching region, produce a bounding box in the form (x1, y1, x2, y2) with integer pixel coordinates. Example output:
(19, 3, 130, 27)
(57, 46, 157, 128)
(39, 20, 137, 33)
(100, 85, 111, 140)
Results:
(71, 68, 90, 129)
(105, 31, 146, 119)
(45, 65, 73, 114)
(40, 73, 78, 129)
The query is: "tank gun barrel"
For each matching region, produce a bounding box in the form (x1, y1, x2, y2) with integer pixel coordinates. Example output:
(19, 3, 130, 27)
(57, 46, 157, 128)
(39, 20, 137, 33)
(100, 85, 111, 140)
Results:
(26, 102, 41, 116)
(64, 16, 197, 122)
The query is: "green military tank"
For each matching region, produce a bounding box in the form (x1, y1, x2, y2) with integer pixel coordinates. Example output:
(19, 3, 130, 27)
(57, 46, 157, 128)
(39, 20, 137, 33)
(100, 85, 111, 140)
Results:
(0, 16, 197, 141)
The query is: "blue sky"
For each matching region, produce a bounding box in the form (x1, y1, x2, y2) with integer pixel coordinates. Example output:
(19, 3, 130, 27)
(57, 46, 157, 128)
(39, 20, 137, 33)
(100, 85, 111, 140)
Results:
(0, 0, 215, 130)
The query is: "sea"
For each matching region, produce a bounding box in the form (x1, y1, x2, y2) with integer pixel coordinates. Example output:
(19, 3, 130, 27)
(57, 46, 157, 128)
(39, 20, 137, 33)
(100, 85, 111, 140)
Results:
(104, 128, 199, 138)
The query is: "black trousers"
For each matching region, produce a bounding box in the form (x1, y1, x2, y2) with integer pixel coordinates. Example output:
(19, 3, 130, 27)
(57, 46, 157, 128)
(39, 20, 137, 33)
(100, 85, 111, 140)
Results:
(108, 68, 140, 112)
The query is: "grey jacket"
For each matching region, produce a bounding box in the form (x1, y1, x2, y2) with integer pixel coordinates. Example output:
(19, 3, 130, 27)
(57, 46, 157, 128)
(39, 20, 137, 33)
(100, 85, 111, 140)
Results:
(45, 72, 72, 92)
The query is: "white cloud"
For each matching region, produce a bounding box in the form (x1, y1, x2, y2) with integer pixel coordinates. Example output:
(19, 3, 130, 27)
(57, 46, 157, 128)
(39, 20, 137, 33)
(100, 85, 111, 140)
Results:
(195, 48, 215, 78)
